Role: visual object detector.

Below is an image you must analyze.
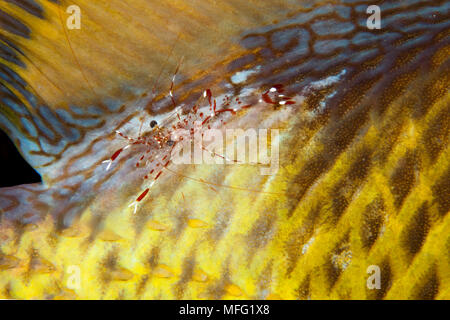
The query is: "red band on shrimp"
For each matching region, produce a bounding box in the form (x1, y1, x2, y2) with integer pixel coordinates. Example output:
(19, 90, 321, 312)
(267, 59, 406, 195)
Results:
(137, 188, 150, 202)
(154, 171, 163, 180)
(111, 148, 124, 161)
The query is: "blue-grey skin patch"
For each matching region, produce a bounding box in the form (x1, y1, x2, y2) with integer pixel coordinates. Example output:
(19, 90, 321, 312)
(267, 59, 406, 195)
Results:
(38, 105, 69, 137)
(334, 5, 352, 20)
(259, 47, 275, 61)
(33, 115, 55, 140)
(241, 35, 266, 49)
(70, 105, 86, 115)
(403, 20, 450, 33)
(21, 89, 38, 109)
(314, 52, 351, 73)
(352, 32, 378, 46)
(38, 107, 80, 142)
(271, 28, 301, 51)
(227, 54, 256, 72)
(0, 82, 26, 114)
(0, 96, 26, 116)
(271, 28, 310, 58)
(20, 117, 38, 138)
(17, 138, 54, 168)
(288, 29, 310, 57)
(241, 4, 336, 36)
(352, 32, 401, 48)
(350, 49, 379, 64)
(0, 84, 37, 114)
(66, 126, 81, 142)
(0, 67, 38, 109)
(314, 40, 350, 55)
(0, 113, 17, 137)
(88, 105, 105, 116)
(381, 12, 422, 29)
(103, 98, 123, 112)
(39, 135, 65, 154)
(311, 20, 355, 36)
(0, 65, 26, 86)
(0, 41, 25, 67)
(251, 30, 310, 83)
(257, 63, 309, 89)
(28, 154, 54, 167)
(19, 137, 40, 154)
(55, 108, 102, 127)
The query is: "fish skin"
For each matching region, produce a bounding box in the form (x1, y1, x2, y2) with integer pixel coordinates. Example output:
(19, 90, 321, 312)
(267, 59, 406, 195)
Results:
(0, 0, 449, 299)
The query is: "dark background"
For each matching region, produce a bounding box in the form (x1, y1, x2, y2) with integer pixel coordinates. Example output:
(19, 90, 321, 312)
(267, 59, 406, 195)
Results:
(0, 129, 42, 188)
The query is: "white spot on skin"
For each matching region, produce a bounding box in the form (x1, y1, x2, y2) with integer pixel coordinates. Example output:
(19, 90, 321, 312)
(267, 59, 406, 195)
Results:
(308, 69, 347, 90)
(230, 66, 261, 84)
(302, 236, 315, 255)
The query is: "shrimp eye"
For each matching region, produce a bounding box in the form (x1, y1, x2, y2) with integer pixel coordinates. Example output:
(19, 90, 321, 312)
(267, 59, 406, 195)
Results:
(150, 120, 157, 128)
